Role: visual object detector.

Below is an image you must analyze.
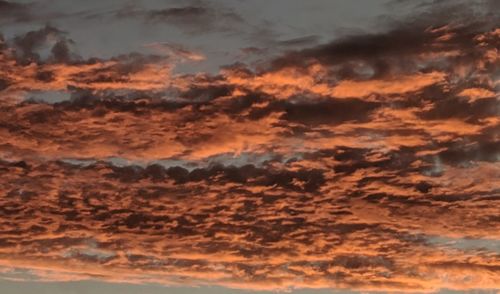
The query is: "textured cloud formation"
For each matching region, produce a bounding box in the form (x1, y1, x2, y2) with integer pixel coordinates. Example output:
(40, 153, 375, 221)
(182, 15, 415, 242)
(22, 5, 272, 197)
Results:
(0, 1, 499, 293)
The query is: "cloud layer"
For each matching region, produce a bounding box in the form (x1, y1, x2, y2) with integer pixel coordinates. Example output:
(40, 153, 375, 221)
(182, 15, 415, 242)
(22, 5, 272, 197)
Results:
(0, 0, 499, 292)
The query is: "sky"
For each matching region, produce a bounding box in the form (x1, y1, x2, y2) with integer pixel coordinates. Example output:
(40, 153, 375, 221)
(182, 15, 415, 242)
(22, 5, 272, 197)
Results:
(0, 0, 499, 293)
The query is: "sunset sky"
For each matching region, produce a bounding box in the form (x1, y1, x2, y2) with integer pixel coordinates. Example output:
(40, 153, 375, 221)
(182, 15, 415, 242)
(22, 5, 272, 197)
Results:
(0, 0, 499, 293)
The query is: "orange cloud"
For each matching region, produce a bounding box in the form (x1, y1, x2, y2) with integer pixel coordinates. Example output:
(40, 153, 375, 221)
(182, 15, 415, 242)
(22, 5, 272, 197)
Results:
(0, 18, 499, 294)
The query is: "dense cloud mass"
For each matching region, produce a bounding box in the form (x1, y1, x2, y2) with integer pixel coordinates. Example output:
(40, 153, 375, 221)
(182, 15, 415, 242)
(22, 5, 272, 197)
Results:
(0, 0, 499, 292)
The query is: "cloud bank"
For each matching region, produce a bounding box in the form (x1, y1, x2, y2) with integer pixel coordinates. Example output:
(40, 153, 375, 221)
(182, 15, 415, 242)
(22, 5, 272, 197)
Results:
(0, 0, 498, 292)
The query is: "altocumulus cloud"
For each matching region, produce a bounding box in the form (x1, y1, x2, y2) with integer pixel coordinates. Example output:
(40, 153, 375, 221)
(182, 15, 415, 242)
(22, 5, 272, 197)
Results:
(0, 0, 499, 292)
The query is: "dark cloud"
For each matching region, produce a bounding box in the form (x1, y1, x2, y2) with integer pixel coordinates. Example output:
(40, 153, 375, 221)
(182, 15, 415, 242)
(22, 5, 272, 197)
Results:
(180, 83, 233, 102)
(148, 6, 210, 21)
(418, 97, 499, 122)
(147, 4, 243, 33)
(276, 35, 320, 48)
(0, 78, 9, 91)
(0, 0, 33, 23)
(13, 25, 62, 62)
(267, 1, 498, 81)
(280, 98, 380, 126)
(269, 28, 429, 72)
(51, 39, 73, 63)
(102, 161, 326, 192)
(11, 25, 78, 64)
(436, 139, 500, 166)
(108, 2, 244, 34)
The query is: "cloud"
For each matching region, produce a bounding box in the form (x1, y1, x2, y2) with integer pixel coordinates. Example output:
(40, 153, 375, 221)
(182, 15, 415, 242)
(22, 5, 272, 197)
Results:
(12, 25, 70, 64)
(106, 2, 244, 35)
(0, 1, 499, 292)
(276, 35, 321, 48)
(0, 0, 33, 23)
(146, 4, 243, 34)
(0, 40, 174, 93)
(144, 42, 206, 62)
(0, 157, 499, 291)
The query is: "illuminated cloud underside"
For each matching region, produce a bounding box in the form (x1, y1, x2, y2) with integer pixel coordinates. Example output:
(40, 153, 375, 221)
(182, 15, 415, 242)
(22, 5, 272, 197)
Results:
(0, 0, 499, 292)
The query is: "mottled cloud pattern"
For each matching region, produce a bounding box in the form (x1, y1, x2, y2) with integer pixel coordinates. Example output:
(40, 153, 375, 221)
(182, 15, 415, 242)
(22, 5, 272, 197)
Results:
(0, 0, 499, 292)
